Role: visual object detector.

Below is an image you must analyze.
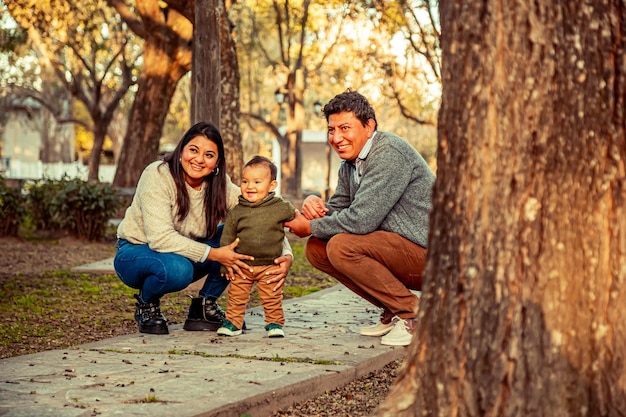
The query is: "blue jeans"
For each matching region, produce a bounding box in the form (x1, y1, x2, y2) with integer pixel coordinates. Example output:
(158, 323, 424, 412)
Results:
(114, 225, 228, 303)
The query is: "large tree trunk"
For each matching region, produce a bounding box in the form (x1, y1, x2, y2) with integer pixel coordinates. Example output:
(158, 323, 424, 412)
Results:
(375, 1, 626, 416)
(111, 2, 192, 188)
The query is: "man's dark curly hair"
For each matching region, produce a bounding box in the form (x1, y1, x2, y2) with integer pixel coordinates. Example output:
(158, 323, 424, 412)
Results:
(321, 90, 378, 130)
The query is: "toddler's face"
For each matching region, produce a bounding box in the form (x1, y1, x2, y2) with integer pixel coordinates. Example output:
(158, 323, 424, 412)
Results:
(240, 164, 277, 203)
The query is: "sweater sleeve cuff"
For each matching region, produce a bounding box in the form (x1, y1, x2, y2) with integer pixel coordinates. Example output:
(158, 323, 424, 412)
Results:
(199, 245, 211, 263)
(281, 237, 293, 258)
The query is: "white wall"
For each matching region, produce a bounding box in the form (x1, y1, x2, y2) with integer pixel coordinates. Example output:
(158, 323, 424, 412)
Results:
(2, 113, 41, 163)
(4, 160, 115, 183)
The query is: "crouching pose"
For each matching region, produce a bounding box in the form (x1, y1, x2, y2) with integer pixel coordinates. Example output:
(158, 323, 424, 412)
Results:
(286, 91, 434, 346)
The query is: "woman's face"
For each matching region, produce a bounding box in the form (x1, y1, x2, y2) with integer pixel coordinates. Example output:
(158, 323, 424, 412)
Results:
(180, 135, 219, 189)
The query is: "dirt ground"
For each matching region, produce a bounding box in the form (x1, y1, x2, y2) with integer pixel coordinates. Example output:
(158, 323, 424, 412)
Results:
(0, 235, 118, 277)
(0, 234, 402, 416)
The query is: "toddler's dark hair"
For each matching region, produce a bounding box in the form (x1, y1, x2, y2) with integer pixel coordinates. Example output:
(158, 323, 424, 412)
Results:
(244, 155, 278, 180)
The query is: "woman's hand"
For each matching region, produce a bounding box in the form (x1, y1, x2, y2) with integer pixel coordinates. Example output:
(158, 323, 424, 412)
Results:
(209, 238, 253, 279)
(263, 254, 293, 292)
(300, 195, 328, 220)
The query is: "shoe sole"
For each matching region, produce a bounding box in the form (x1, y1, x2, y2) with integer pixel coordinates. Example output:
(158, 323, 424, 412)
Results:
(380, 338, 412, 346)
(359, 324, 395, 337)
(217, 328, 243, 336)
(183, 319, 221, 331)
(139, 325, 169, 335)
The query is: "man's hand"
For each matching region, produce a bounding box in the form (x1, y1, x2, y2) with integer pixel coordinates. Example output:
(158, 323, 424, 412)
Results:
(285, 210, 312, 238)
(301, 195, 329, 220)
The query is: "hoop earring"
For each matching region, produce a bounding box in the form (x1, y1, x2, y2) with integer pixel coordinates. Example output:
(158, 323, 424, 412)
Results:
(212, 167, 220, 175)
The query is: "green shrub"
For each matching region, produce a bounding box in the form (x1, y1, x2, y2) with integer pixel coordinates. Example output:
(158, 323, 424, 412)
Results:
(0, 176, 25, 237)
(23, 177, 67, 231)
(50, 179, 122, 241)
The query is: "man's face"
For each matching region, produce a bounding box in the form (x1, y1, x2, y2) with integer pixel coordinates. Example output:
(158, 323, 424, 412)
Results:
(327, 111, 375, 162)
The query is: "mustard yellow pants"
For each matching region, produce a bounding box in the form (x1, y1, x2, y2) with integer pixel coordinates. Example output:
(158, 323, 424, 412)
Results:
(224, 264, 285, 329)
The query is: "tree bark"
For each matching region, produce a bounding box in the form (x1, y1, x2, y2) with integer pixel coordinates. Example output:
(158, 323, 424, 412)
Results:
(112, 0, 243, 186)
(375, 1, 626, 416)
(111, 0, 192, 188)
(218, 0, 243, 183)
(279, 68, 304, 198)
(192, 0, 221, 128)
(87, 123, 107, 181)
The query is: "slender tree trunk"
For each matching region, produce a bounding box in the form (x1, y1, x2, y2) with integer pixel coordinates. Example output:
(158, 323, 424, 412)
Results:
(219, 0, 243, 183)
(375, 1, 626, 416)
(87, 123, 107, 182)
(280, 69, 304, 198)
(192, 0, 221, 128)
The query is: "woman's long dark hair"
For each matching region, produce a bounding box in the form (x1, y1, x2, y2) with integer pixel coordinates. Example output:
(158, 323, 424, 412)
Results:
(161, 122, 228, 238)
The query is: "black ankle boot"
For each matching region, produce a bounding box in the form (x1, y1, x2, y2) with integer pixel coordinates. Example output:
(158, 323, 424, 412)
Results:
(134, 294, 169, 335)
(183, 297, 225, 331)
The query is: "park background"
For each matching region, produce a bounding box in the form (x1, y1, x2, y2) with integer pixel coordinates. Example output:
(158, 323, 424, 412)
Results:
(0, 0, 440, 200)
(3, 1, 626, 416)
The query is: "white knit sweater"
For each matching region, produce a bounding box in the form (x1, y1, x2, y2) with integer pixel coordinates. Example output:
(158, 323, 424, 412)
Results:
(116, 161, 240, 262)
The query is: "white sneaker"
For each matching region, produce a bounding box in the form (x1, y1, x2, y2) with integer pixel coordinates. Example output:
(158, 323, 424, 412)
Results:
(380, 317, 416, 346)
(266, 324, 285, 338)
(360, 309, 395, 336)
(359, 320, 395, 337)
(217, 320, 242, 336)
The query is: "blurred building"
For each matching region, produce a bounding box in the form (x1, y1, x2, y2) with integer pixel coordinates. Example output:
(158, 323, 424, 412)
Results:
(0, 97, 81, 180)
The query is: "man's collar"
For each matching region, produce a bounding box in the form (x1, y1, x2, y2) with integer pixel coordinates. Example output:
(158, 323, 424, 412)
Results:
(357, 131, 376, 161)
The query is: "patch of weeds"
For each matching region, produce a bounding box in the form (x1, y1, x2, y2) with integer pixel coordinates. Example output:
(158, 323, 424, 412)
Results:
(78, 281, 102, 295)
(144, 394, 159, 403)
(110, 281, 135, 294)
(12, 294, 42, 312)
(0, 325, 22, 343)
(51, 270, 72, 278)
(284, 286, 323, 298)
(60, 278, 77, 287)
(33, 289, 52, 297)
(32, 325, 58, 337)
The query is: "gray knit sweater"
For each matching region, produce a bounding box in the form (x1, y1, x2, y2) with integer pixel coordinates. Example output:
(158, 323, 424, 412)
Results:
(310, 131, 435, 248)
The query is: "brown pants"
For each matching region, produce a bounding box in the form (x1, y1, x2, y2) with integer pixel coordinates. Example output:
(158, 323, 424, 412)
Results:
(225, 264, 284, 329)
(305, 231, 426, 320)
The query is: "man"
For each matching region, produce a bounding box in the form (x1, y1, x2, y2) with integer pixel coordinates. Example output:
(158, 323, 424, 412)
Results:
(286, 90, 434, 346)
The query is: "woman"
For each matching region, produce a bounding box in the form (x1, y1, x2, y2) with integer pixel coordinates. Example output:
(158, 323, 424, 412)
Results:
(114, 122, 292, 335)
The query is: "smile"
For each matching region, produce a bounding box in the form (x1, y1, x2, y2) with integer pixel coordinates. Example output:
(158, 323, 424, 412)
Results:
(189, 163, 205, 171)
